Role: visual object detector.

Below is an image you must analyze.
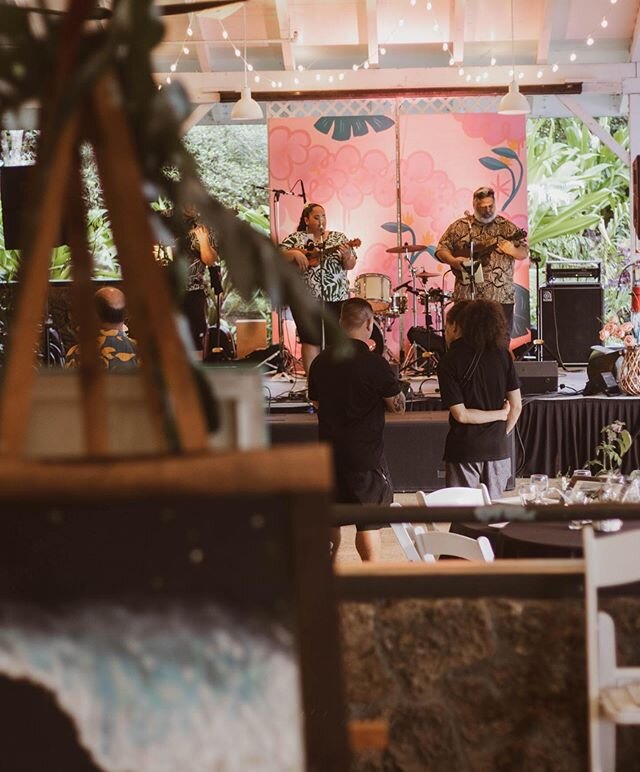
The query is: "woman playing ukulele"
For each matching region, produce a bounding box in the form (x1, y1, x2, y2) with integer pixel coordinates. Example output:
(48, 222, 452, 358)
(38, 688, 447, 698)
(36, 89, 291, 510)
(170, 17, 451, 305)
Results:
(280, 203, 358, 374)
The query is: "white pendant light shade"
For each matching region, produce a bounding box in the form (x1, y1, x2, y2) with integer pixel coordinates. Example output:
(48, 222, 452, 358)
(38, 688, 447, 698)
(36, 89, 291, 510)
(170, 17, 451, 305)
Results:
(231, 87, 263, 120)
(231, 6, 264, 122)
(498, 80, 530, 115)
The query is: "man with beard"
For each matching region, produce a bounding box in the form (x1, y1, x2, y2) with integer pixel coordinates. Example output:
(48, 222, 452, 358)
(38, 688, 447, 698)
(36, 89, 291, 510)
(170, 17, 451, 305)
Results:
(436, 186, 528, 337)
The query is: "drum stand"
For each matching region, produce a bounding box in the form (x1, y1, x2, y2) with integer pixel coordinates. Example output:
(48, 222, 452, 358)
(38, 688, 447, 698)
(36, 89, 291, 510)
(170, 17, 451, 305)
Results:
(400, 260, 426, 374)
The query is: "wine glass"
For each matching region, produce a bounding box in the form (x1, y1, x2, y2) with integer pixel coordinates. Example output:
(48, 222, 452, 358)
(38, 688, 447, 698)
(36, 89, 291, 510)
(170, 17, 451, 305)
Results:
(518, 483, 536, 506)
(530, 474, 549, 504)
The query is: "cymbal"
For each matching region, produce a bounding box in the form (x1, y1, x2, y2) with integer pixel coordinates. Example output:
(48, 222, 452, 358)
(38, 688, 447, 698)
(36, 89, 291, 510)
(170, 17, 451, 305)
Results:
(385, 244, 427, 254)
(416, 270, 440, 279)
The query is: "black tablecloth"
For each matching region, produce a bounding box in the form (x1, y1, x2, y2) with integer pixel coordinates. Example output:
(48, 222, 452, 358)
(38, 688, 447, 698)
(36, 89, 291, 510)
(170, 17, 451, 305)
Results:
(516, 396, 640, 477)
(455, 520, 640, 559)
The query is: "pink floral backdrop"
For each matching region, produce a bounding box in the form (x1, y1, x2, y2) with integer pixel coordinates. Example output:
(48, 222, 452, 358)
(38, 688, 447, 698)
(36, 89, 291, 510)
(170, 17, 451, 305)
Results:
(268, 111, 529, 356)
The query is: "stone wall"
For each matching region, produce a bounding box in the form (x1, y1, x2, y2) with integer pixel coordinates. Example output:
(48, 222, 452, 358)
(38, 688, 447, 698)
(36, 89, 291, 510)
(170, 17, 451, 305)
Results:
(340, 598, 640, 771)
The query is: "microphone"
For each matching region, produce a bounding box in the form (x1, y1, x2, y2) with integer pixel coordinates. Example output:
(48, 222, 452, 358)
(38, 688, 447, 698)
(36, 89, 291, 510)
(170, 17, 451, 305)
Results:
(300, 179, 307, 204)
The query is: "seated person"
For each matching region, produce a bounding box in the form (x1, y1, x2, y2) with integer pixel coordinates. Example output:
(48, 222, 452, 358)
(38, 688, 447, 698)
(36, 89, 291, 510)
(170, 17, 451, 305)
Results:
(66, 287, 138, 371)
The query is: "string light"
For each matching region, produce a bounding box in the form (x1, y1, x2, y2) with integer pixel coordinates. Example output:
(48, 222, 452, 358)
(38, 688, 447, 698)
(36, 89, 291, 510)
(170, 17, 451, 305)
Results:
(552, 63, 559, 72)
(490, 56, 496, 66)
(380, 46, 387, 55)
(458, 66, 464, 75)
(217, 20, 258, 88)
(183, 46, 189, 54)
(569, 51, 577, 61)
(187, 26, 193, 37)
(426, 1, 432, 9)
(338, 72, 345, 80)
(601, 16, 608, 28)
(449, 56, 455, 65)
(586, 35, 594, 46)
(537, 69, 543, 78)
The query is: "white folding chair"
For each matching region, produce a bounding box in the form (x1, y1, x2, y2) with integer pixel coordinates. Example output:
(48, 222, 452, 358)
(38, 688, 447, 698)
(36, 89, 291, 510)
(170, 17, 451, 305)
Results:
(416, 484, 491, 507)
(414, 530, 494, 562)
(583, 525, 640, 772)
(389, 502, 423, 563)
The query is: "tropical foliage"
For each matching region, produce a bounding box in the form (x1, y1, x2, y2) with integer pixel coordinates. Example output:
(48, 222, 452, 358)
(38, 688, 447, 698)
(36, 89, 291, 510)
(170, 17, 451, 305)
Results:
(527, 117, 630, 319)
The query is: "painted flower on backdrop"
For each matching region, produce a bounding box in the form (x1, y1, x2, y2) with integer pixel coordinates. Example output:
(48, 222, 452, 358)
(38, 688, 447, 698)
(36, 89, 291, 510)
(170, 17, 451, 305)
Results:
(599, 316, 636, 348)
(268, 127, 311, 181)
(400, 150, 471, 236)
(453, 114, 526, 148)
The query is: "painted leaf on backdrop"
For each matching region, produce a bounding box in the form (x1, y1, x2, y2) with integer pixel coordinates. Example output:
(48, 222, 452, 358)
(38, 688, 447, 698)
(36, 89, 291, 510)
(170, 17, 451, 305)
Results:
(491, 146, 519, 160)
(313, 115, 395, 141)
(479, 156, 509, 172)
(381, 222, 412, 235)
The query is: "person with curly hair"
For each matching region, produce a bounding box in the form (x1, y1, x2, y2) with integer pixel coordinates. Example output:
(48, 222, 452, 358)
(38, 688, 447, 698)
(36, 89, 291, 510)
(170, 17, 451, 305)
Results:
(437, 299, 522, 499)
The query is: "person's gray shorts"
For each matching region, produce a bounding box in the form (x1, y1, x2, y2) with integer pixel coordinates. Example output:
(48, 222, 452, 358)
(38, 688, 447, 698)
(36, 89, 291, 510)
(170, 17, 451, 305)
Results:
(445, 458, 512, 502)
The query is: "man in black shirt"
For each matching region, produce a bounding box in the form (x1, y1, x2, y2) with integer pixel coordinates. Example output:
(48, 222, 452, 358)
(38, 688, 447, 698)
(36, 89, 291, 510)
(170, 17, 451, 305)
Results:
(308, 298, 405, 561)
(437, 300, 522, 500)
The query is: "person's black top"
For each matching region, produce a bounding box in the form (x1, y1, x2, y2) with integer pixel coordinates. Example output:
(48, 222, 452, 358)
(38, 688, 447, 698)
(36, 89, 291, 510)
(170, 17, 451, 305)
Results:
(308, 339, 401, 472)
(437, 337, 520, 462)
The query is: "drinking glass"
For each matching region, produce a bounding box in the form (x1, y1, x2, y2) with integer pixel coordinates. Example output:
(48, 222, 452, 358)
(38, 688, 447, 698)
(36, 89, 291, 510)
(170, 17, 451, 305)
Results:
(530, 474, 549, 503)
(518, 483, 536, 506)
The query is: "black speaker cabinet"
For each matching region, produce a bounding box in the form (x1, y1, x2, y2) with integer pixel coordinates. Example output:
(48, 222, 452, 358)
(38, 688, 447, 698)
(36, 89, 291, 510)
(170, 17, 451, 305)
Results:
(514, 360, 558, 395)
(539, 284, 603, 366)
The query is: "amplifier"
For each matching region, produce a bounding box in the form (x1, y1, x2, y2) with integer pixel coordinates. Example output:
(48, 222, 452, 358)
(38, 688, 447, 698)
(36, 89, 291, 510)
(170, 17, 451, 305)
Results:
(514, 360, 559, 395)
(546, 261, 601, 284)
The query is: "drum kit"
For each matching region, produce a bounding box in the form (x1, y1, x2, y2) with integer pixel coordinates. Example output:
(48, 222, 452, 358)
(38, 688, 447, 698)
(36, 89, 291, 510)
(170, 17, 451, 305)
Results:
(352, 243, 452, 372)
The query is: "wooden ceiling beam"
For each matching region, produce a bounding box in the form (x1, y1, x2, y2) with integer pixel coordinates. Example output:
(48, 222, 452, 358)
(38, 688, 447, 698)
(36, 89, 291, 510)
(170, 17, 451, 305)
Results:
(366, 0, 379, 68)
(631, 1, 640, 63)
(274, 0, 296, 71)
(451, 0, 466, 64)
(537, 0, 555, 64)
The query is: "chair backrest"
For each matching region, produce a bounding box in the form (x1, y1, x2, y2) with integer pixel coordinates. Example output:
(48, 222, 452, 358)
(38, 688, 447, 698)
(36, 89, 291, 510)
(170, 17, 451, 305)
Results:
(414, 530, 495, 562)
(390, 522, 423, 562)
(583, 526, 640, 590)
(417, 485, 491, 507)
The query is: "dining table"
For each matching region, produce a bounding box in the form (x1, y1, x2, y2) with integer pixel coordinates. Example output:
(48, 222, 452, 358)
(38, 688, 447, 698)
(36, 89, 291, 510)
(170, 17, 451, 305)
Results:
(453, 492, 640, 559)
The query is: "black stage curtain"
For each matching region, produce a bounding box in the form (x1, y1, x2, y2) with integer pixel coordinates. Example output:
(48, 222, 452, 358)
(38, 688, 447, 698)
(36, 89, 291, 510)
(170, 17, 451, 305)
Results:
(516, 396, 640, 477)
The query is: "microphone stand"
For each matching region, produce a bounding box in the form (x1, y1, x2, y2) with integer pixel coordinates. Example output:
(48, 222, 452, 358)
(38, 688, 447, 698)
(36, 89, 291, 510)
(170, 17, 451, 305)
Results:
(318, 226, 326, 351)
(468, 240, 477, 300)
(531, 254, 544, 361)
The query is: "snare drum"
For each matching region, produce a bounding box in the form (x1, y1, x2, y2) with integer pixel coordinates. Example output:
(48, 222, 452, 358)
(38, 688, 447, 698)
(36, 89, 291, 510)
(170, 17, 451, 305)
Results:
(354, 273, 392, 313)
(386, 292, 408, 317)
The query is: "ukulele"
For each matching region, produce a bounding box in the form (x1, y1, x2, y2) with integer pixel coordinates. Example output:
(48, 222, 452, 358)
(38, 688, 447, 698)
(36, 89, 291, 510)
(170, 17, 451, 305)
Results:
(451, 228, 527, 277)
(304, 238, 361, 268)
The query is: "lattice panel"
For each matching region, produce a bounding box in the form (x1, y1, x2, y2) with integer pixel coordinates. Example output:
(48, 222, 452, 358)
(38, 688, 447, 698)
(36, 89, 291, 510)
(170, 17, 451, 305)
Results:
(400, 96, 502, 114)
(267, 96, 502, 119)
(267, 99, 396, 119)
(201, 96, 502, 125)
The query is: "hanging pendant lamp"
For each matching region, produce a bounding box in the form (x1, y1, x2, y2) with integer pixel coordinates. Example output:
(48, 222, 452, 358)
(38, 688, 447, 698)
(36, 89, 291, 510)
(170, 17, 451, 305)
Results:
(498, 0, 530, 116)
(231, 7, 263, 121)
